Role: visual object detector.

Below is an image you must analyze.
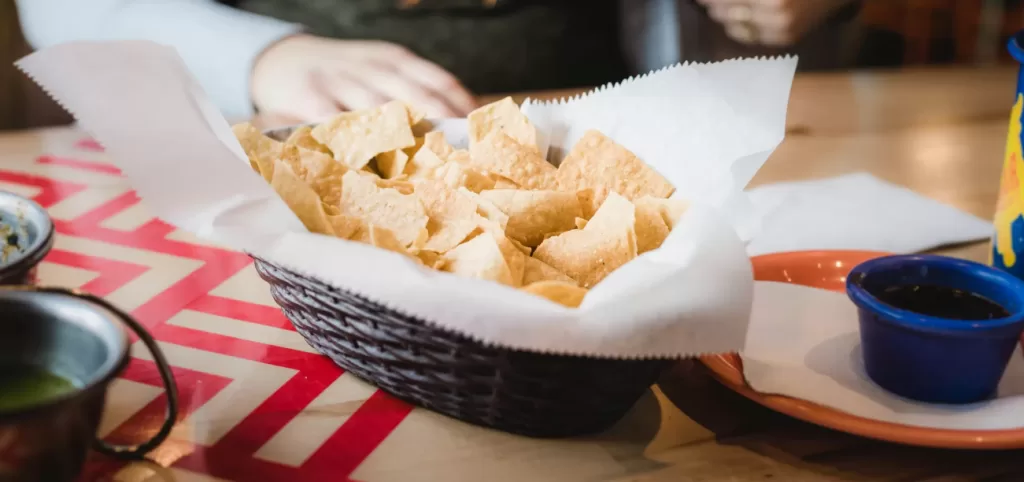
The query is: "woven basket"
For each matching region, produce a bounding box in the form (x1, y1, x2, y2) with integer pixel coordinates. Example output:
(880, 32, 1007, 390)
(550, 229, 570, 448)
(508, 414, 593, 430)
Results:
(252, 256, 672, 437)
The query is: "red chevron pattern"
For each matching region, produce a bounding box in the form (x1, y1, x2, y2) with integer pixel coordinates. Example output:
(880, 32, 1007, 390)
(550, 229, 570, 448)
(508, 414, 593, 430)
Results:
(2, 136, 414, 481)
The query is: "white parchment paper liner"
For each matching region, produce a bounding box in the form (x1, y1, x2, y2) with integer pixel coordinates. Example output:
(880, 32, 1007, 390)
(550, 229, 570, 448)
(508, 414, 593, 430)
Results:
(18, 41, 797, 358)
(745, 282, 1024, 430)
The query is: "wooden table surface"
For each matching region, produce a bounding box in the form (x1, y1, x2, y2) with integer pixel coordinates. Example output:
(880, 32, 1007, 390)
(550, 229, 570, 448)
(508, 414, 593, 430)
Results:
(1, 65, 1021, 481)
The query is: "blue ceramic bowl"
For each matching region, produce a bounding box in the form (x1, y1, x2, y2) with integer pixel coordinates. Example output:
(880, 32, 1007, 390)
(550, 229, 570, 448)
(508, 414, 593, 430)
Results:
(847, 255, 1024, 404)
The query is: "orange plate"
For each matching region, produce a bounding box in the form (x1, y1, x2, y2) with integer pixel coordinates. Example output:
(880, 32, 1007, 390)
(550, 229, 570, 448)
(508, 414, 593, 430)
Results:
(700, 250, 1024, 450)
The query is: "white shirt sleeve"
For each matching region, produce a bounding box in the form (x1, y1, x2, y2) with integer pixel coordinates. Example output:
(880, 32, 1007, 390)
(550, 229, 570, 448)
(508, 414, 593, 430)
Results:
(16, 0, 302, 120)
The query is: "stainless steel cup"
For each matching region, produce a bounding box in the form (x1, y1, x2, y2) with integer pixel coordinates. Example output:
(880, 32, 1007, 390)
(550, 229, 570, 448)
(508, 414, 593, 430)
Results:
(0, 287, 178, 482)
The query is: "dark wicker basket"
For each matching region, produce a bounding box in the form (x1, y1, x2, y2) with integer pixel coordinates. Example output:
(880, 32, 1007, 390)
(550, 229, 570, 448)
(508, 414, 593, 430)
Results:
(251, 256, 672, 437)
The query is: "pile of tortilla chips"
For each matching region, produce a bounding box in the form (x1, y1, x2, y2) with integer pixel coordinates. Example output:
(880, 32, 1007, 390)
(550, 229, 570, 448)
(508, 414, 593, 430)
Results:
(233, 97, 687, 308)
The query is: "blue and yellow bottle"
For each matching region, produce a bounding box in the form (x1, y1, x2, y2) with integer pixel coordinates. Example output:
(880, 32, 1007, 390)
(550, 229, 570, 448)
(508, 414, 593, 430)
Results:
(991, 32, 1024, 278)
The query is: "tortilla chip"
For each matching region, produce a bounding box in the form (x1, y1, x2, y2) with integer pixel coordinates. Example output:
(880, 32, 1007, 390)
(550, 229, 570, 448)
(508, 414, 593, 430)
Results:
(469, 131, 557, 190)
(435, 162, 496, 193)
(375, 178, 415, 195)
(270, 160, 333, 236)
(409, 227, 430, 253)
(311, 101, 416, 169)
(233, 122, 282, 181)
(328, 213, 363, 240)
(522, 281, 587, 308)
(522, 257, 576, 286)
(468, 97, 538, 149)
(632, 198, 671, 254)
(480, 189, 581, 247)
(285, 125, 332, 154)
(416, 250, 444, 269)
(636, 196, 690, 229)
(365, 224, 410, 257)
(376, 149, 410, 179)
(575, 188, 600, 219)
(533, 193, 638, 288)
(461, 189, 509, 230)
(279, 144, 348, 207)
(469, 219, 528, 285)
(405, 144, 447, 179)
(422, 132, 454, 159)
(338, 171, 428, 247)
(442, 234, 514, 286)
(447, 149, 470, 165)
(556, 130, 675, 207)
(404, 102, 427, 125)
(416, 181, 482, 253)
(493, 177, 519, 189)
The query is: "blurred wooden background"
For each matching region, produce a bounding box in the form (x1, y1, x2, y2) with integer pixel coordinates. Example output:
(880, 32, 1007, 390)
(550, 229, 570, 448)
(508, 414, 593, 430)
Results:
(3, 0, 1024, 131)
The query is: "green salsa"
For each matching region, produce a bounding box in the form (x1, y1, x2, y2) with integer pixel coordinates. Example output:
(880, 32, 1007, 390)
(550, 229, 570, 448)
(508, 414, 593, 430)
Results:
(0, 365, 79, 412)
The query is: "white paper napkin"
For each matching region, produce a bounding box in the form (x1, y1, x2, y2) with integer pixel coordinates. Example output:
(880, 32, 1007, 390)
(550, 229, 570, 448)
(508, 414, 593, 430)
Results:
(17, 41, 798, 358)
(745, 173, 993, 256)
(743, 281, 1024, 430)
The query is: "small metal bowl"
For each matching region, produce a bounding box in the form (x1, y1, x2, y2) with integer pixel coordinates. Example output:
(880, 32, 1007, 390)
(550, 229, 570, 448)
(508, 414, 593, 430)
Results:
(0, 191, 54, 285)
(0, 287, 178, 481)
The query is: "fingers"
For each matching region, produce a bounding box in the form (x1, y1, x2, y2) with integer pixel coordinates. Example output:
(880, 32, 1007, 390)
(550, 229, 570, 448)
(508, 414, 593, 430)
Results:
(315, 69, 390, 112)
(706, 0, 801, 47)
(390, 52, 478, 116)
(354, 61, 462, 117)
(252, 112, 304, 131)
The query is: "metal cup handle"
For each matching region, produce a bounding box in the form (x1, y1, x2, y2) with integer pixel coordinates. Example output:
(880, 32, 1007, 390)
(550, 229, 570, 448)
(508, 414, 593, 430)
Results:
(34, 287, 180, 459)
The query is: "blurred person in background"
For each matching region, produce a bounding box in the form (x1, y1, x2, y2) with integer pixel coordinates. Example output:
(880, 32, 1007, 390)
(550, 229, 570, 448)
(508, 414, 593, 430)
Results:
(16, 0, 860, 126)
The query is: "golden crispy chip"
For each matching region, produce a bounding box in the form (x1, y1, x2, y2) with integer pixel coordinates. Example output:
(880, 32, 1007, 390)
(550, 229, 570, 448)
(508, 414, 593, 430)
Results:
(405, 144, 447, 179)
(311, 101, 416, 169)
(469, 217, 528, 284)
(376, 149, 409, 179)
(493, 177, 519, 189)
(233, 122, 282, 181)
(422, 132, 454, 159)
(416, 250, 444, 269)
(480, 189, 581, 248)
(468, 97, 538, 149)
(556, 130, 675, 208)
(435, 162, 496, 193)
(270, 160, 333, 236)
(279, 144, 348, 207)
(404, 102, 427, 125)
(447, 149, 470, 165)
(339, 171, 428, 246)
(469, 131, 557, 190)
(632, 198, 671, 254)
(375, 178, 415, 195)
(522, 281, 587, 308)
(523, 256, 576, 286)
(364, 224, 411, 257)
(636, 196, 690, 229)
(416, 181, 482, 253)
(402, 102, 432, 137)
(285, 125, 332, 154)
(533, 193, 638, 288)
(442, 234, 514, 286)
(574, 217, 588, 230)
(461, 189, 509, 230)
(409, 227, 430, 254)
(328, 213, 363, 240)
(575, 188, 599, 220)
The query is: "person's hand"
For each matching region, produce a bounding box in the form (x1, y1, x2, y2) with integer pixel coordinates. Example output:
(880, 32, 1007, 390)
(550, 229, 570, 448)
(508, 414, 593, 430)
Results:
(697, 0, 855, 47)
(251, 34, 478, 122)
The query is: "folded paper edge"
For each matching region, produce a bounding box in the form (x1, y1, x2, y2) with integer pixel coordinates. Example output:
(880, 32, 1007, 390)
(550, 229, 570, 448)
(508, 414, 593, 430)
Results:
(523, 55, 799, 107)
